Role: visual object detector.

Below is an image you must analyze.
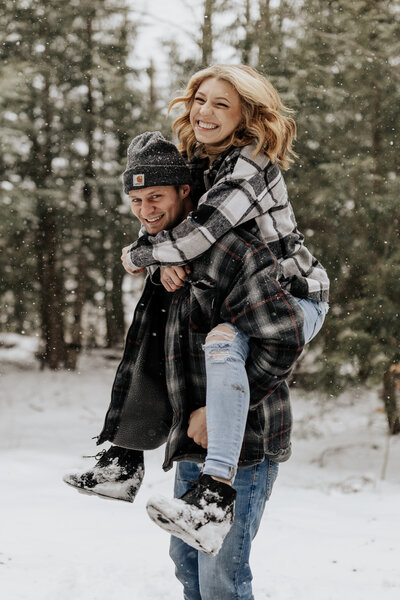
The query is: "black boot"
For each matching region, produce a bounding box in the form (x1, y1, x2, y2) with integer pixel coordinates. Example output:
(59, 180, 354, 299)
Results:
(146, 474, 236, 556)
(63, 446, 144, 502)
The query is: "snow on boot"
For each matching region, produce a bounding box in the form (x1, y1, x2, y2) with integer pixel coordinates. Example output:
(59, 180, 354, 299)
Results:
(146, 474, 236, 556)
(63, 446, 144, 503)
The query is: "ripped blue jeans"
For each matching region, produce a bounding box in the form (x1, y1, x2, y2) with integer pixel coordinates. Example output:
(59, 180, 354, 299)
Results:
(202, 298, 329, 481)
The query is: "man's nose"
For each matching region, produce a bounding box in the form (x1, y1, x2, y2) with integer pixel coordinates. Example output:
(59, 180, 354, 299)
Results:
(140, 200, 154, 217)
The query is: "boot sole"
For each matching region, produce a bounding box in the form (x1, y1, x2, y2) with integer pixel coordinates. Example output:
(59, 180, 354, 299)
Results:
(146, 501, 224, 556)
(63, 478, 136, 503)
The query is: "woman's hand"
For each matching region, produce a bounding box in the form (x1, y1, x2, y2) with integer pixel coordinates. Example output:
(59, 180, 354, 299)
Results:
(187, 407, 208, 448)
(160, 265, 190, 292)
(121, 246, 145, 275)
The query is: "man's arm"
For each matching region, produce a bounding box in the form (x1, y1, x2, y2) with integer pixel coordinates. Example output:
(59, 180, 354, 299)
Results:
(187, 407, 208, 448)
(124, 158, 286, 271)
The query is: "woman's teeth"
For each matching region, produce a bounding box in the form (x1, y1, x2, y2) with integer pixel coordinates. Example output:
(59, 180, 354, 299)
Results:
(198, 121, 218, 130)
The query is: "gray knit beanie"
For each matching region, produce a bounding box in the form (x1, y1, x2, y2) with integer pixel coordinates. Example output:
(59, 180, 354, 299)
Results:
(123, 131, 191, 194)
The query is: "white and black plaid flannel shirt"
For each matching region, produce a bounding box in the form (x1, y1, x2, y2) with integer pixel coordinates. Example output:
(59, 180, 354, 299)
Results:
(125, 143, 330, 302)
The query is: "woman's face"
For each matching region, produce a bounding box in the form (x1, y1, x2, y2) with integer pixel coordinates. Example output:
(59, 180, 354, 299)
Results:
(190, 77, 242, 146)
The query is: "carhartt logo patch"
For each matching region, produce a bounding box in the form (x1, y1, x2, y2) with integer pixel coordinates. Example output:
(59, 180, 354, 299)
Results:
(133, 174, 144, 186)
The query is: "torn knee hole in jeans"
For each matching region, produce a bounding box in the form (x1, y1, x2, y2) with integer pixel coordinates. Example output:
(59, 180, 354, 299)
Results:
(205, 327, 237, 345)
(208, 348, 230, 361)
(204, 326, 237, 361)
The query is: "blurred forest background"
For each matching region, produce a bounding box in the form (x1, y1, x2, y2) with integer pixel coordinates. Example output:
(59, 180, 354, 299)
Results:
(1, 0, 399, 433)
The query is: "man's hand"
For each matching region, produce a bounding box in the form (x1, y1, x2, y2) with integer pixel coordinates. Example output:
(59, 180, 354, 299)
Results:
(187, 407, 208, 448)
(121, 245, 145, 275)
(160, 265, 190, 292)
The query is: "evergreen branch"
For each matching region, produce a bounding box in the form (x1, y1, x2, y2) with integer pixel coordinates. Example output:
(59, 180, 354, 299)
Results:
(311, 28, 399, 77)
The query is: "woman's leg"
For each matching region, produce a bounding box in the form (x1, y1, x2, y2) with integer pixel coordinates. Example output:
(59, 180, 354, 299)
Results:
(293, 299, 329, 344)
(202, 323, 250, 482)
(202, 300, 328, 481)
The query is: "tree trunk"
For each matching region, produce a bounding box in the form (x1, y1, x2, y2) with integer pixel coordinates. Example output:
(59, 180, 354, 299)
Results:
(371, 82, 383, 196)
(382, 364, 400, 435)
(105, 262, 125, 348)
(34, 73, 67, 369)
(66, 12, 96, 370)
(276, 0, 288, 58)
(36, 200, 66, 369)
(148, 58, 157, 111)
(201, 0, 215, 67)
(257, 0, 271, 71)
(241, 0, 253, 65)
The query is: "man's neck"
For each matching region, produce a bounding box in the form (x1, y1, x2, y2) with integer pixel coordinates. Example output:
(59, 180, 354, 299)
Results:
(182, 197, 194, 220)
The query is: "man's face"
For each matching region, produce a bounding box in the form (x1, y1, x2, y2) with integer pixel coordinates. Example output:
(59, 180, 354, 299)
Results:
(129, 185, 191, 234)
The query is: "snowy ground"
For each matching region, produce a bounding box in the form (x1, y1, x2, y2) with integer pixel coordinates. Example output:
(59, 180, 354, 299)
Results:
(1, 339, 399, 600)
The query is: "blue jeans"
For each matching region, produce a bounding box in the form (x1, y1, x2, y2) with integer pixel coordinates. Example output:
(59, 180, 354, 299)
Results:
(170, 458, 279, 600)
(294, 298, 329, 344)
(202, 298, 328, 480)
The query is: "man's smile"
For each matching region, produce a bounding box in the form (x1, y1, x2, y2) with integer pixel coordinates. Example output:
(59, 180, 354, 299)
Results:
(144, 215, 164, 223)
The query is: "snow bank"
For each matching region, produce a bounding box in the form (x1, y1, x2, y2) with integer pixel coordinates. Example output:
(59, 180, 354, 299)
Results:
(1, 352, 399, 599)
(0, 333, 39, 367)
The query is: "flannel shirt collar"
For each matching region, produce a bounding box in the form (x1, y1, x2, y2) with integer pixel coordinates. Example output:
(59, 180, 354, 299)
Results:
(188, 145, 242, 190)
(204, 146, 239, 184)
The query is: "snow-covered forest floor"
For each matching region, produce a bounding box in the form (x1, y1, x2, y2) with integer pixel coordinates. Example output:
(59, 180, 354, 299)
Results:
(1, 337, 399, 600)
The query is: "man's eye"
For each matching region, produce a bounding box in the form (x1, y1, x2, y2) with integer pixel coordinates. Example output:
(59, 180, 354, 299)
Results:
(131, 198, 141, 203)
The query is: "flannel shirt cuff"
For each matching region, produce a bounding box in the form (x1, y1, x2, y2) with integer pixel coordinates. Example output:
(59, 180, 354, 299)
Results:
(125, 244, 141, 272)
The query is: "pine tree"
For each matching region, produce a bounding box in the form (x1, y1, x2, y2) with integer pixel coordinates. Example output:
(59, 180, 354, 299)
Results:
(0, 0, 148, 368)
(286, 0, 400, 432)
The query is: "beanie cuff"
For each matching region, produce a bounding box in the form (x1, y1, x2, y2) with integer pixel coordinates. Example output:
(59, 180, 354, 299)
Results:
(123, 165, 191, 194)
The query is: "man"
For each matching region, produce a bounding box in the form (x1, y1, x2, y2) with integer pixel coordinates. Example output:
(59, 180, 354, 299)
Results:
(65, 132, 304, 599)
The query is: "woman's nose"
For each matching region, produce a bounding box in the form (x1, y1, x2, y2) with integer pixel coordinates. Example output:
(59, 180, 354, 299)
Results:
(199, 101, 211, 115)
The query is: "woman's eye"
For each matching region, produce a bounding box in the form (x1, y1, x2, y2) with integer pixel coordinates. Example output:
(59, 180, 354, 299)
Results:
(195, 97, 205, 103)
(217, 103, 228, 108)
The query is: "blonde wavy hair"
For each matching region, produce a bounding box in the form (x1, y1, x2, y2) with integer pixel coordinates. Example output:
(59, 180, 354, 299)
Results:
(169, 64, 297, 170)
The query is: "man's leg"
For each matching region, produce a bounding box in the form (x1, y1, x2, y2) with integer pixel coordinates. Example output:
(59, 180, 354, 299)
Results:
(169, 462, 202, 600)
(169, 459, 279, 600)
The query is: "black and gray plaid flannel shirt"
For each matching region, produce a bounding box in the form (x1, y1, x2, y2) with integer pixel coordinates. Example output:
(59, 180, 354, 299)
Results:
(98, 227, 305, 469)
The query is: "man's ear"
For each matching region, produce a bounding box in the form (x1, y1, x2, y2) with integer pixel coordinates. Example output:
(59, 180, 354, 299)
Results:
(180, 184, 191, 198)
